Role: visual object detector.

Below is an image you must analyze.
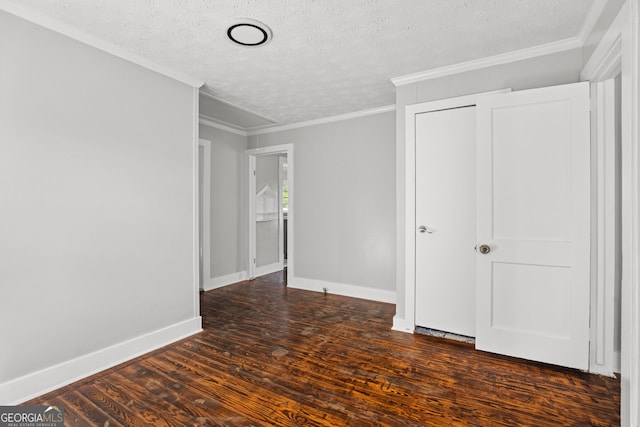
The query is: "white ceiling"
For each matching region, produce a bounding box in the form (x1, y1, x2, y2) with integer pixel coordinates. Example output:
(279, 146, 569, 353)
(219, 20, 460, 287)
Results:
(11, 0, 598, 128)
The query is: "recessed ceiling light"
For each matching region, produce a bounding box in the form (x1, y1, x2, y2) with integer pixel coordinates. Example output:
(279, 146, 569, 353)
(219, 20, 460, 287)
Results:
(227, 19, 272, 47)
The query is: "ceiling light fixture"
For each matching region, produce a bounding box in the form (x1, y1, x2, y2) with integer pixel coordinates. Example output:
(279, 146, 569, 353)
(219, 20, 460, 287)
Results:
(227, 19, 272, 47)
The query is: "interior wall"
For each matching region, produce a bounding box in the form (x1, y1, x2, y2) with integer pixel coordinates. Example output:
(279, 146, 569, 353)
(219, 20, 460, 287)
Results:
(394, 47, 585, 323)
(248, 111, 396, 292)
(255, 154, 280, 268)
(198, 125, 248, 279)
(0, 11, 197, 385)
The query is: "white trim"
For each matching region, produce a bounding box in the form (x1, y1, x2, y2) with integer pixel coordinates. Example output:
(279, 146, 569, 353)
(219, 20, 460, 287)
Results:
(291, 277, 396, 304)
(620, 0, 640, 424)
(203, 271, 248, 292)
(201, 105, 396, 137)
(402, 90, 510, 334)
(391, 38, 581, 87)
(0, 0, 203, 88)
(278, 156, 286, 269)
(192, 88, 201, 318)
(392, 316, 415, 334)
(199, 116, 248, 137)
(579, 0, 611, 44)
(589, 80, 618, 377)
(198, 138, 212, 291)
(255, 262, 282, 278)
(246, 144, 295, 285)
(248, 154, 257, 278)
(581, 3, 637, 421)
(247, 105, 396, 136)
(582, 1, 629, 81)
(0, 317, 202, 405)
(199, 91, 277, 125)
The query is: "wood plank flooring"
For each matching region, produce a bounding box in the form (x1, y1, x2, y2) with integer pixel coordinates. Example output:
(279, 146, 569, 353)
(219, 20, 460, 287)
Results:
(27, 271, 620, 426)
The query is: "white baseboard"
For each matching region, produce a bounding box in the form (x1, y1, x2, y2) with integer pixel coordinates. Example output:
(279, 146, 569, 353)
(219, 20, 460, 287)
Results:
(0, 317, 202, 405)
(203, 271, 248, 291)
(290, 277, 396, 304)
(614, 350, 621, 374)
(392, 315, 415, 333)
(254, 262, 282, 278)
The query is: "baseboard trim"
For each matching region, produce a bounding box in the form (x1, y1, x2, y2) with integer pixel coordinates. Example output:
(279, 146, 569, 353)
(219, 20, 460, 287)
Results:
(614, 350, 621, 374)
(392, 315, 415, 334)
(290, 277, 396, 304)
(203, 271, 248, 291)
(254, 263, 282, 278)
(0, 317, 202, 405)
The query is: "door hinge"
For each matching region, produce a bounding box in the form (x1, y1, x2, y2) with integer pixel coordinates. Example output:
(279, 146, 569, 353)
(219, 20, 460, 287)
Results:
(253, 258, 256, 264)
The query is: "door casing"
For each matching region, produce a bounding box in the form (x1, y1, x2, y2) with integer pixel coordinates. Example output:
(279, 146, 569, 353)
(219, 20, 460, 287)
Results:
(198, 139, 212, 291)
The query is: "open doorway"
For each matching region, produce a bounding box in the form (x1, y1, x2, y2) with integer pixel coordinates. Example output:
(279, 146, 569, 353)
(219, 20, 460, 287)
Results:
(247, 144, 294, 285)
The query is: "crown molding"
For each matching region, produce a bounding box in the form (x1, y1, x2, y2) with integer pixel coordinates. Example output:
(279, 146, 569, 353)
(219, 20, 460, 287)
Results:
(247, 105, 396, 136)
(0, 0, 204, 88)
(391, 37, 582, 87)
(578, 0, 610, 44)
(581, 0, 628, 81)
(199, 116, 248, 137)
(199, 91, 277, 124)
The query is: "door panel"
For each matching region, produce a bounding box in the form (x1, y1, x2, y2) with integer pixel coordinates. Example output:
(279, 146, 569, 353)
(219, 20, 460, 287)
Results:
(415, 106, 476, 337)
(476, 82, 591, 370)
(491, 101, 572, 241)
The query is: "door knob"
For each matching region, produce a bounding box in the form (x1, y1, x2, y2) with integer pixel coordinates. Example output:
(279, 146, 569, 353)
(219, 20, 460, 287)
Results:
(478, 244, 491, 254)
(418, 225, 434, 234)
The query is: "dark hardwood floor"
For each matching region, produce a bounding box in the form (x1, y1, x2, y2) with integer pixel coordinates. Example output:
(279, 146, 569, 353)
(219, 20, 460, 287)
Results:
(27, 271, 620, 426)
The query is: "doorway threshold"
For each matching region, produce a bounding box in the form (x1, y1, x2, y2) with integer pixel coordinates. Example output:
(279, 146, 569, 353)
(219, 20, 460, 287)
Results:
(415, 326, 475, 345)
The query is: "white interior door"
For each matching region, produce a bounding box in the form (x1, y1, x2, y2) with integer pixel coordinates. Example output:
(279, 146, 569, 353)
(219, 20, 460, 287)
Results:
(475, 82, 591, 370)
(415, 106, 476, 337)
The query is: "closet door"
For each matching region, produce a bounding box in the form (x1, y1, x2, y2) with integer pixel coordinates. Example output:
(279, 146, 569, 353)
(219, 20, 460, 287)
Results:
(415, 106, 476, 337)
(475, 82, 591, 370)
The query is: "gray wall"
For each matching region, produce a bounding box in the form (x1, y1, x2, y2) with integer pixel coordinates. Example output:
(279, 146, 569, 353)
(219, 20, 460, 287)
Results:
(248, 111, 396, 291)
(394, 47, 585, 321)
(0, 11, 197, 383)
(199, 125, 248, 278)
(256, 155, 281, 268)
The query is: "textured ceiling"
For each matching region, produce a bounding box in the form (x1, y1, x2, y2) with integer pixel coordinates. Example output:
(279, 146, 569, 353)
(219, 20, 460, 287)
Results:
(12, 0, 595, 127)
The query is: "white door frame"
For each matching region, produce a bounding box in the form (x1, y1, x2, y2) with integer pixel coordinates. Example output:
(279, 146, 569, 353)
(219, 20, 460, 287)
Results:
(400, 89, 509, 333)
(246, 144, 294, 283)
(198, 138, 212, 291)
(588, 78, 619, 376)
(582, 1, 639, 424)
(278, 155, 286, 268)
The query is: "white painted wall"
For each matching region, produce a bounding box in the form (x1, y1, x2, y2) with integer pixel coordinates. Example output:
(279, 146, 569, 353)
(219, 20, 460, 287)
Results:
(248, 112, 396, 295)
(394, 47, 585, 324)
(0, 9, 199, 399)
(199, 125, 248, 280)
(256, 155, 280, 268)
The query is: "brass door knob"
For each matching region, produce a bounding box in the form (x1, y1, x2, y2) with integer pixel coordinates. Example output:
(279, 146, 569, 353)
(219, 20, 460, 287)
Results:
(478, 244, 491, 254)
